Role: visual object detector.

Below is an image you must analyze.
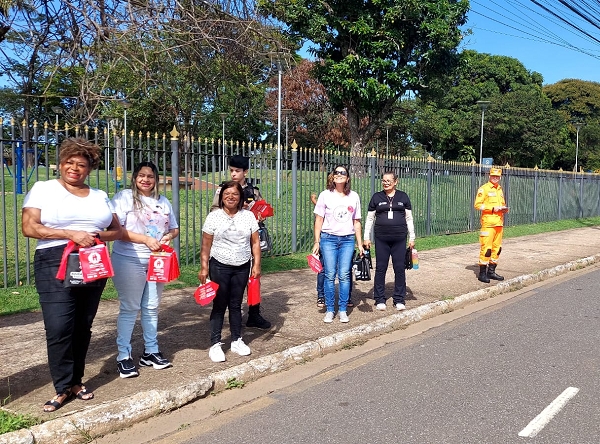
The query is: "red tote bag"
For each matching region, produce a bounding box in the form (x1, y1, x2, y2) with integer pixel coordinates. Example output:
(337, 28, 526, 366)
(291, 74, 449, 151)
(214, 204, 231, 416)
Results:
(57, 239, 114, 285)
(247, 276, 261, 306)
(147, 245, 180, 283)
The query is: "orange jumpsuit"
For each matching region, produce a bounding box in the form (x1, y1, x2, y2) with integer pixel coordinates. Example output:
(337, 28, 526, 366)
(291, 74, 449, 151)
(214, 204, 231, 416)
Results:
(474, 181, 505, 265)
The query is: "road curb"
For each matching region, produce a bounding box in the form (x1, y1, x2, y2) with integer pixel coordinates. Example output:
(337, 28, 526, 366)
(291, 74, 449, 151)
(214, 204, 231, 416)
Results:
(2, 254, 599, 444)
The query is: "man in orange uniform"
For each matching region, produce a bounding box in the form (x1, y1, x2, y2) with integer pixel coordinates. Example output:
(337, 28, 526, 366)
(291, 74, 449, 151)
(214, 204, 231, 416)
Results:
(474, 167, 509, 283)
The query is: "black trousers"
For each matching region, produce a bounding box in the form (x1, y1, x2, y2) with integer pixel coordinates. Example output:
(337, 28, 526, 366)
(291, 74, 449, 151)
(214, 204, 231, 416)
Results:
(208, 258, 250, 345)
(34, 245, 106, 394)
(373, 234, 407, 305)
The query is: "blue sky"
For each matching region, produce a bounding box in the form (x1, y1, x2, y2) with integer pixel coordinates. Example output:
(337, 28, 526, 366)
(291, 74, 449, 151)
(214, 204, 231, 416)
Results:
(463, 2, 600, 85)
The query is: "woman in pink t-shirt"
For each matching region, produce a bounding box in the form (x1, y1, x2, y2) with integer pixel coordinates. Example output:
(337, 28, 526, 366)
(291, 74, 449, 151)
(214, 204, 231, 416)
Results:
(312, 165, 364, 324)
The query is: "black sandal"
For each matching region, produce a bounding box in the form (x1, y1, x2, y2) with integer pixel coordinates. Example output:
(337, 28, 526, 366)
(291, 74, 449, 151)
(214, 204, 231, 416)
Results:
(43, 390, 72, 413)
(317, 298, 325, 308)
(347, 300, 355, 308)
(72, 384, 94, 401)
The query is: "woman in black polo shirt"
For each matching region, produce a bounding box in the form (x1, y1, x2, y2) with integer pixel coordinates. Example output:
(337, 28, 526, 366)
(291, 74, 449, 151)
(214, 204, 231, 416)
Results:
(363, 171, 415, 311)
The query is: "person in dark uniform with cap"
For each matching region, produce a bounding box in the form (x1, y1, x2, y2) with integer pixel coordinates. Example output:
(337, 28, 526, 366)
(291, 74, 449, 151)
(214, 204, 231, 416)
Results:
(210, 155, 271, 329)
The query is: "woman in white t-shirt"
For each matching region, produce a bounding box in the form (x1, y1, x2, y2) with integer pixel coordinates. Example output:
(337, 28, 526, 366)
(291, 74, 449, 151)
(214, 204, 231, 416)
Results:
(111, 162, 179, 379)
(22, 137, 122, 412)
(312, 165, 364, 324)
(198, 181, 261, 363)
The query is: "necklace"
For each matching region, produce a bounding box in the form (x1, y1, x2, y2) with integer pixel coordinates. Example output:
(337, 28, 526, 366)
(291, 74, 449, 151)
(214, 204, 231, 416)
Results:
(386, 192, 395, 207)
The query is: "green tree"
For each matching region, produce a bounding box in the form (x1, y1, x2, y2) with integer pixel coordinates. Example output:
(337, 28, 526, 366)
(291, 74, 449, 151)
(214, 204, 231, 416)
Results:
(412, 50, 568, 168)
(258, 0, 469, 172)
(543, 79, 600, 171)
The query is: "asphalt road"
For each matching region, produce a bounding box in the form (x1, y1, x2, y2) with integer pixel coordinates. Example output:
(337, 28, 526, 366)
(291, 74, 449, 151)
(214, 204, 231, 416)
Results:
(97, 266, 600, 444)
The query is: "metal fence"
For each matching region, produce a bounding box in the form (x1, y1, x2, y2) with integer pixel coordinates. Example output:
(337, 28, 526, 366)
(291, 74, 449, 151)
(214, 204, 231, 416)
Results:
(2, 119, 600, 288)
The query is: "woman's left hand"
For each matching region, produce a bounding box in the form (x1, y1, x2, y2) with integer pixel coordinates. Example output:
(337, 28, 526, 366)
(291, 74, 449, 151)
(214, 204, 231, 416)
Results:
(145, 236, 162, 252)
(408, 241, 415, 249)
(250, 264, 261, 279)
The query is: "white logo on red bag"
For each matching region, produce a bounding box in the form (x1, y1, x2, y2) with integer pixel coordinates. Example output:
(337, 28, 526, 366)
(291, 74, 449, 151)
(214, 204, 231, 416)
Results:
(154, 258, 164, 269)
(88, 252, 101, 264)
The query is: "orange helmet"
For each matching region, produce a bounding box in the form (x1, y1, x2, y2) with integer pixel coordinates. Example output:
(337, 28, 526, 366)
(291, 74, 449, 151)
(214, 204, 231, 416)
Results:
(489, 167, 502, 176)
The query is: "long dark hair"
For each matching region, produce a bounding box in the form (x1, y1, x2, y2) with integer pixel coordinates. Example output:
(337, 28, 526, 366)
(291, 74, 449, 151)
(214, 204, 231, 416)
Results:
(327, 165, 351, 195)
(131, 161, 160, 211)
(218, 181, 244, 211)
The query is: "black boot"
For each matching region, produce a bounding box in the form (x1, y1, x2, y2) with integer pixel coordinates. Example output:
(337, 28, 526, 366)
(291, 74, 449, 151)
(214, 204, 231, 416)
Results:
(246, 303, 271, 329)
(478, 265, 490, 283)
(487, 263, 504, 281)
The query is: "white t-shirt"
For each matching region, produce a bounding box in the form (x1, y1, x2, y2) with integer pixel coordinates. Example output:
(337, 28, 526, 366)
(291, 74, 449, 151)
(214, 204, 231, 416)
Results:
(314, 189, 361, 236)
(23, 179, 115, 250)
(111, 189, 179, 258)
(202, 208, 258, 266)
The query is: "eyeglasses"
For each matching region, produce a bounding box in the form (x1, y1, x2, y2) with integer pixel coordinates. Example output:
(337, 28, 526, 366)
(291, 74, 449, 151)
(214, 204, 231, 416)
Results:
(333, 170, 348, 176)
(381, 180, 395, 184)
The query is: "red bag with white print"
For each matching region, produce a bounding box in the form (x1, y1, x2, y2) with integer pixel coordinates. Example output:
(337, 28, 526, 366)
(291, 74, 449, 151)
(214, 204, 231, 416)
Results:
(147, 245, 180, 283)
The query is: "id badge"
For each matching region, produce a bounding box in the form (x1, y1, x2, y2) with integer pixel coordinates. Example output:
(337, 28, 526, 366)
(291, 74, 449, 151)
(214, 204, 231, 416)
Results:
(388, 209, 393, 219)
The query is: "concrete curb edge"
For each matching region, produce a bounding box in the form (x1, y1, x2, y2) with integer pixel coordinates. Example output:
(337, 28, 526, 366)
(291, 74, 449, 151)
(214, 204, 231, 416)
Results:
(2, 254, 599, 444)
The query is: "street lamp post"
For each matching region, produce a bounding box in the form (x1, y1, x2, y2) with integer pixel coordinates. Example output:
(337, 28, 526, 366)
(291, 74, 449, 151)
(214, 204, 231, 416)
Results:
(121, 100, 132, 188)
(574, 122, 583, 177)
(219, 113, 227, 171)
(51, 106, 63, 129)
(267, 50, 291, 197)
(282, 108, 292, 153)
(476, 100, 491, 178)
(385, 122, 392, 157)
(276, 61, 283, 197)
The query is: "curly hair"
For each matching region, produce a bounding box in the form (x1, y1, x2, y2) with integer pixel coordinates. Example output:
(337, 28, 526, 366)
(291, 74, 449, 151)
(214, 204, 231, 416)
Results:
(58, 137, 102, 170)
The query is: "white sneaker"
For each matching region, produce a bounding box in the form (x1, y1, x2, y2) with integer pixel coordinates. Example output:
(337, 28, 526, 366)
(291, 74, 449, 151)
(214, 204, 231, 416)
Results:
(209, 343, 225, 362)
(395, 303, 406, 311)
(231, 338, 251, 356)
(323, 311, 334, 323)
(339, 311, 349, 323)
(376, 303, 387, 310)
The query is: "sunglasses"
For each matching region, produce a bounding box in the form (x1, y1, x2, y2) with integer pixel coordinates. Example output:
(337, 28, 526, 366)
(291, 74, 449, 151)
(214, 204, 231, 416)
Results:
(333, 170, 348, 176)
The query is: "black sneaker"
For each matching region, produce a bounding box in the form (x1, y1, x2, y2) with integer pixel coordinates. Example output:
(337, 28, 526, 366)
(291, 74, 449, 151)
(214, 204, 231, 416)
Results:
(117, 358, 139, 379)
(139, 351, 172, 370)
(246, 313, 272, 329)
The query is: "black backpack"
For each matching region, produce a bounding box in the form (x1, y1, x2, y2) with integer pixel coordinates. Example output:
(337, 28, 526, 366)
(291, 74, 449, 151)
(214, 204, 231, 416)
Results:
(352, 249, 372, 281)
(258, 221, 272, 253)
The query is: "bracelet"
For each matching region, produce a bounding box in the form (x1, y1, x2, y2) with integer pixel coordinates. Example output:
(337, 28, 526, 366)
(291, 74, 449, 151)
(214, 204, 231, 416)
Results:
(314, 241, 320, 243)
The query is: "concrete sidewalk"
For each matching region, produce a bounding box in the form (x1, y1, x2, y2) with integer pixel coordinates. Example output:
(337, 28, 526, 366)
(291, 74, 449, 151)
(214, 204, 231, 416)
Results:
(2, 226, 600, 444)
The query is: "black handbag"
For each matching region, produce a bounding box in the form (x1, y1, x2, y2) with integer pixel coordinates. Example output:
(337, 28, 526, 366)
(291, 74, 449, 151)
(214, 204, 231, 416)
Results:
(352, 249, 372, 281)
(63, 253, 102, 287)
(405, 247, 413, 270)
(258, 221, 272, 253)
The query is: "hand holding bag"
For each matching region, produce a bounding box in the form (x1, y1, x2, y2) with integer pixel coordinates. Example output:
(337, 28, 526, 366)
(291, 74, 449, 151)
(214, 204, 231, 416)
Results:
(194, 280, 219, 306)
(307, 253, 323, 273)
(79, 239, 114, 283)
(147, 244, 180, 283)
(56, 239, 112, 287)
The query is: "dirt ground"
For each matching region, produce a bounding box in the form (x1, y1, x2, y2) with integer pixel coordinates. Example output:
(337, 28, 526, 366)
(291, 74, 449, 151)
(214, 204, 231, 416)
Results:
(1, 227, 600, 422)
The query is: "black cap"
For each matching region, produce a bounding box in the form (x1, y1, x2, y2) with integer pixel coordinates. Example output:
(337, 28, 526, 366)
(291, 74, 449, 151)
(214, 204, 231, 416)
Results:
(229, 155, 249, 170)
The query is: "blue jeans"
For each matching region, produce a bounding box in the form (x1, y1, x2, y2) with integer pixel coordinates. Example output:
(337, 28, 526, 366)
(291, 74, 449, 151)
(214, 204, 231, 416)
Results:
(112, 252, 164, 361)
(320, 232, 355, 312)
